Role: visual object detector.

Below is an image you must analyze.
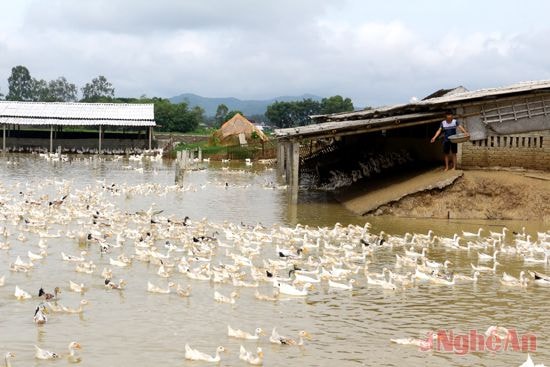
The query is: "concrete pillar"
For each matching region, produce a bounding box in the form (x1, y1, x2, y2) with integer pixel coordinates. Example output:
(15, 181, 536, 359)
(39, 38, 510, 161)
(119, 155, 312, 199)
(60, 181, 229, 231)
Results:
(285, 141, 292, 184)
(198, 147, 202, 162)
(290, 141, 300, 203)
(2, 124, 5, 152)
(182, 149, 188, 168)
(277, 142, 285, 177)
(49, 125, 53, 153)
(99, 125, 102, 154)
(148, 126, 152, 150)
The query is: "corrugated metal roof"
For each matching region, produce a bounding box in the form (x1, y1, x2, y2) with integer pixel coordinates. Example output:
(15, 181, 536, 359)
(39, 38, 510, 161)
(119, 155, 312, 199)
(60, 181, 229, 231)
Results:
(0, 101, 155, 126)
(313, 79, 550, 123)
(0, 117, 155, 126)
(275, 112, 441, 139)
(277, 80, 550, 139)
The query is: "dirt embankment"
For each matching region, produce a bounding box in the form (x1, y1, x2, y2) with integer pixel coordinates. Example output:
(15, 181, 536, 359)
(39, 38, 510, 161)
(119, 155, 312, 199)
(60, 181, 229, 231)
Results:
(374, 170, 550, 222)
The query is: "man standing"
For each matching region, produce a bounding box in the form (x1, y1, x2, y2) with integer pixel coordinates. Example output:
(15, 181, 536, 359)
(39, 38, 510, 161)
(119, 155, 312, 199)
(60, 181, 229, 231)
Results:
(430, 112, 469, 171)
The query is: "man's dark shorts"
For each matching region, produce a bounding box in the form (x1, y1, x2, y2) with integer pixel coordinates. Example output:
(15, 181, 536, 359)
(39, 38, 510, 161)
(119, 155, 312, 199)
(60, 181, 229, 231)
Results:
(443, 141, 458, 154)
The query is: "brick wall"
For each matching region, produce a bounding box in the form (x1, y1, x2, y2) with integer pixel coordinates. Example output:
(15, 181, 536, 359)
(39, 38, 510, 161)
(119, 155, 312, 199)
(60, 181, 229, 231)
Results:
(460, 130, 550, 171)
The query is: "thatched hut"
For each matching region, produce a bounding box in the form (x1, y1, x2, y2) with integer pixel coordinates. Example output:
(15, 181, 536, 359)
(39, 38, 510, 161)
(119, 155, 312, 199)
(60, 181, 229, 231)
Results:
(214, 113, 268, 146)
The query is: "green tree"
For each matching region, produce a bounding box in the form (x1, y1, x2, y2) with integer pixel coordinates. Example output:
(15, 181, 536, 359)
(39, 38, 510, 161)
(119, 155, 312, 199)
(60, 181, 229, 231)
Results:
(46, 77, 78, 101)
(320, 95, 354, 114)
(6, 65, 34, 101)
(265, 99, 321, 128)
(152, 98, 203, 133)
(224, 110, 243, 122)
(214, 103, 229, 126)
(30, 78, 49, 101)
(81, 75, 115, 101)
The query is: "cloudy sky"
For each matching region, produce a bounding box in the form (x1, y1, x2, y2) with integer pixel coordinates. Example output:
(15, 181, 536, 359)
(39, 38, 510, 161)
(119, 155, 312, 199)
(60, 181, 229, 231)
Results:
(1, 0, 550, 107)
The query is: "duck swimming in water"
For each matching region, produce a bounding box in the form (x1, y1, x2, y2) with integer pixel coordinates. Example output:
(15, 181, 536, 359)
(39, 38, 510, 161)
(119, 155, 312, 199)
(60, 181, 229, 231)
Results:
(38, 286, 60, 300)
(33, 303, 48, 324)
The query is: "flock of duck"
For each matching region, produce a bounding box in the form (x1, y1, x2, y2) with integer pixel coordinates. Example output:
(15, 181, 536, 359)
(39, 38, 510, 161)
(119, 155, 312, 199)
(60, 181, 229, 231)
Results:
(0, 159, 549, 365)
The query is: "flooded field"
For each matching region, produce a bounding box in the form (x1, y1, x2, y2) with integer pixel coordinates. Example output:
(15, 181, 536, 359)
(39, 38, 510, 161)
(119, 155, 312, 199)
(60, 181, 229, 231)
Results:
(0, 154, 548, 367)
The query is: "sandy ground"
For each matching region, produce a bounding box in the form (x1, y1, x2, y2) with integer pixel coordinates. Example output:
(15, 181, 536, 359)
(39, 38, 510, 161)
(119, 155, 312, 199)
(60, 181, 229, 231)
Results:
(374, 170, 550, 221)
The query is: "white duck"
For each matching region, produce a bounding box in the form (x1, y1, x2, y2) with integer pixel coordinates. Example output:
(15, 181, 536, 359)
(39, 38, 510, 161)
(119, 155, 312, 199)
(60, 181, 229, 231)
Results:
(529, 271, 550, 286)
(214, 290, 238, 304)
(228, 325, 264, 340)
(28, 250, 45, 261)
(269, 328, 311, 345)
(294, 272, 321, 283)
(33, 303, 48, 324)
(0, 275, 4, 287)
(34, 345, 59, 360)
(62, 299, 89, 314)
(184, 344, 225, 362)
(501, 271, 527, 287)
(275, 282, 312, 296)
(14, 285, 32, 300)
(424, 259, 452, 269)
(429, 273, 455, 286)
(471, 262, 499, 273)
(147, 281, 173, 294)
(328, 279, 355, 290)
(61, 251, 86, 262)
(109, 257, 129, 267)
(239, 345, 264, 365)
(405, 247, 427, 258)
(391, 332, 437, 349)
(462, 228, 483, 238)
(69, 280, 85, 293)
(478, 250, 499, 262)
(66, 341, 82, 363)
(176, 284, 191, 297)
(4, 352, 15, 367)
(453, 271, 480, 283)
(519, 353, 546, 367)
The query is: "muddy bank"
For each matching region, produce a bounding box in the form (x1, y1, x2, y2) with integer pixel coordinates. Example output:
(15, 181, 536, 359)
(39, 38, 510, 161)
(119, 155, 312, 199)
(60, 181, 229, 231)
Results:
(373, 170, 550, 222)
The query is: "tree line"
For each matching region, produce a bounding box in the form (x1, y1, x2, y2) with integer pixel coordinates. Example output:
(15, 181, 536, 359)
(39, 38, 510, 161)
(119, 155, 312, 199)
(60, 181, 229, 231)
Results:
(0, 65, 203, 133)
(1, 65, 357, 132)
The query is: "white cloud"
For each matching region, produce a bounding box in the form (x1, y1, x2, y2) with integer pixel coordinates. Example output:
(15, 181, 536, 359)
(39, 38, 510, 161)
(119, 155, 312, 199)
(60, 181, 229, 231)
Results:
(1, 1, 549, 107)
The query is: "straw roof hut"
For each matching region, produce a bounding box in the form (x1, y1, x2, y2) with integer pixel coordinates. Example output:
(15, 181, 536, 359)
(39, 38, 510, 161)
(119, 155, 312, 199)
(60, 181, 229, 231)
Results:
(214, 113, 268, 146)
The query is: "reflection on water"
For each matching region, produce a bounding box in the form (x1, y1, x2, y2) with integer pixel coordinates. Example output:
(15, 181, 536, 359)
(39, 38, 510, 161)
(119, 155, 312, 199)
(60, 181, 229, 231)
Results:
(0, 154, 548, 367)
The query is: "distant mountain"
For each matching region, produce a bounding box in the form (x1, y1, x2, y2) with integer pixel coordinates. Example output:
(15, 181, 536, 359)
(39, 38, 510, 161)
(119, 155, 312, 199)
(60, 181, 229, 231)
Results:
(169, 93, 322, 117)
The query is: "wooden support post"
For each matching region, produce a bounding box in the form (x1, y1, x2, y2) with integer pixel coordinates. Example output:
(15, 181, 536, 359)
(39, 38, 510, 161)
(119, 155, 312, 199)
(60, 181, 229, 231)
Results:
(198, 147, 202, 162)
(99, 125, 102, 154)
(277, 142, 285, 178)
(290, 140, 300, 203)
(49, 125, 53, 153)
(148, 126, 152, 150)
(2, 124, 5, 152)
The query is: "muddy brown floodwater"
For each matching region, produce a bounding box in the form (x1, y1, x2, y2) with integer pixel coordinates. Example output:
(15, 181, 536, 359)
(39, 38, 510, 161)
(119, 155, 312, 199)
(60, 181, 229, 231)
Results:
(0, 154, 548, 367)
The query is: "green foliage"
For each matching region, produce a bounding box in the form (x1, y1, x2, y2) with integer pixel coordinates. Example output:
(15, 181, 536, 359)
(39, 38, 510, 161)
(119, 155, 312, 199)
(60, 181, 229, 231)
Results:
(81, 75, 115, 101)
(224, 110, 242, 122)
(266, 95, 355, 128)
(214, 103, 229, 127)
(152, 98, 204, 133)
(7, 65, 34, 101)
(265, 98, 319, 128)
(320, 95, 354, 114)
(45, 77, 78, 102)
(30, 78, 49, 101)
(7, 66, 78, 102)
